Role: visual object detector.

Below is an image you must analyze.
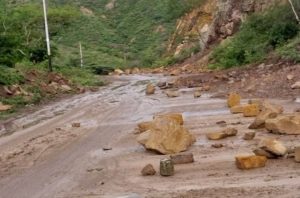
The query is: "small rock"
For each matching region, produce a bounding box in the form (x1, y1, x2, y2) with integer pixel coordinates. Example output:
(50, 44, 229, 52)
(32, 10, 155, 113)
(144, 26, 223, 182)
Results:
(259, 139, 287, 157)
(227, 93, 241, 108)
(253, 148, 276, 159)
(60, 85, 72, 92)
(103, 147, 112, 151)
(212, 143, 224, 148)
(114, 69, 124, 75)
(72, 123, 81, 128)
(170, 69, 181, 76)
(216, 120, 227, 127)
(249, 109, 278, 129)
(160, 158, 174, 176)
(206, 128, 238, 140)
(235, 155, 267, 170)
(203, 85, 210, 91)
(170, 152, 194, 164)
(243, 132, 256, 140)
(141, 164, 156, 176)
(145, 83, 155, 95)
(0, 102, 12, 112)
(194, 91, 201, 98)
(287, 74, 294, 80)
(291, 81, 300, 89)
(157, 81, 167, 88)
(165, 90, 179, 98)
(243, 104, 259, 117)
(295, 147, 300, 163)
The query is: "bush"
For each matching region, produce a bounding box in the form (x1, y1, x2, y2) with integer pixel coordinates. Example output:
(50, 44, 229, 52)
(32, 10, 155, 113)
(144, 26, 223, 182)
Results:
(210, 5, 299, 69)
(0, 66, 25, 85)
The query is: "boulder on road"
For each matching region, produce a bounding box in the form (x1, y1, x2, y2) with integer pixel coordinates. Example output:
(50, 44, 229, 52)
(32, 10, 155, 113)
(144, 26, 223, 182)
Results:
(243, 132, 256, 140)
(259, 138, 287, 157)
(243, 104, 260, 117)
(194, 91, 202, 98)
(165, 90, 179, 98)
(265, 115, 300, 135)
(137, 118, 195, 154)
(249, 109, 278, 129)
(230, 105, 245, 114)
(145, 83, 155, 95)
(153, 113, 184, 125)
(235, 155, 267, 170)
(170, 152, 194, 164)
(141, 164, 156, 176)
(227, 93, 241, 108)
(206, 128, 237, 140)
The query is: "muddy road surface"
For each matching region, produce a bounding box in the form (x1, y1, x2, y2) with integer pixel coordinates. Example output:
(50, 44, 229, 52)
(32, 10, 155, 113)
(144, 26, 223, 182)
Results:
(0, 75, 299, 198)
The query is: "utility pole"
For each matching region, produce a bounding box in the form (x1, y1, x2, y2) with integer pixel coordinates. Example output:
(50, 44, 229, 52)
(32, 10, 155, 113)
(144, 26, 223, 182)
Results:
(79, 42, 83, 68)
(42, 0, 52, 72)
(289, 0, 300, 24)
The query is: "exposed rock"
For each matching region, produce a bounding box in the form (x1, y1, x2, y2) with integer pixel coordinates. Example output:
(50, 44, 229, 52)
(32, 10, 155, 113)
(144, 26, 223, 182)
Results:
(137, 121, 153, 133)
(235, 155, 267, 170)
(212, 143, 224, 148)
(157, 81, 167, 88)
(153, 113, 184, 125)
(227, 93, 241, 108)
(206, 128, 237, 140)
(262, 101, 283, 114)
(295, 147, 300, 163)
(131, 67, 140, 74)
(194, 91, 202, 98)
(72, 123, 81, 128)
(248, 99, 264, 110)
(170, 152, 194, 164)
(165, 90, 180, 98)
(265, 115, 300, 135)
(243, 132, 256, 140)
(141, 164, 156, 176)
(137, 118, 195, 154)
(160, 158, 174, 176)
(243, 104, 259, 117)
(291, 81, 300, 89)
(287, 74, 294, 80)
(253, 148, 276, 159)
(230, 105, 245, 114)
(125, 69, 131, 75)
(249, 109, 278, 129)
(60, 85, 72, 92)
(145, 83, 155, 95)
(259, 139, 287, 157)
(203, 85, 211, 91)
(216, 120, 227, 127)
(114, 69, 124, 75)
(0, 102, 12, 111)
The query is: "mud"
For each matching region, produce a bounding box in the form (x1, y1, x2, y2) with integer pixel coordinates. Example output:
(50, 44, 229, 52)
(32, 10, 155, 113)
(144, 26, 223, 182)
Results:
(0, 74, 299, 198)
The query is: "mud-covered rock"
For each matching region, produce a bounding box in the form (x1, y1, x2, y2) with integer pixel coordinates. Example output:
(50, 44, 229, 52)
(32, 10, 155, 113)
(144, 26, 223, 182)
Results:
(235, 155, 267, 170)
(145, 83, 155, 95)
(265, 115, 300, 135)
(141, 164, 156, 176)
(137, 118, 195, 154)
(227, 93, 241, 108)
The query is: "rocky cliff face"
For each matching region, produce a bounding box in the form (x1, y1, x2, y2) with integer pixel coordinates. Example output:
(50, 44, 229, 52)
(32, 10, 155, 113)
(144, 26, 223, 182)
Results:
(167, 0, 288, 57)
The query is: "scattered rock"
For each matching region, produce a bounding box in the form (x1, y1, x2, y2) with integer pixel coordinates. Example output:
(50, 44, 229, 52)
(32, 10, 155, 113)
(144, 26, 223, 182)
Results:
(153, 113, 184, 125)
(157, 81, 167, 88)
(235, 155, 267, 170)
(243, 104, 259, 117)
(212, 143, 224, 148)
(253, 148, 276, 159)
(160, 158, 174, 176)
(248, 99, 264, 110)
(227, 93, 241, 108)
(295, 147, 300, 163)
(0, 102, 12, 112)
(137, 118, 195, 154)
(249, 109, 278, 129)
(262, 101, 283, 114)
(259, 138, 287, 157)
(216, 120, 227, 127)
(103, 147, 112, 151)
(291, 81, 300, 89)
(203, 85, 210, 91)
(114, 69, 124, 75)
(265, 115, 300, 135)
(170, 152, 194, 164)
(243, 132, 256, 140)
(60, 84, 72, 92)
(125, 69, 131, 75)
(170, 69, 181, 76)
(206, 128, 237, 140)
(131, 67, 140, 74)
(194, 91, 201, 98)
(165, 90, 179, 98)
(72, 123, 81, 128)
(145, 83, 155, 95)
(230, 105, 245, 114)
(141, 164, 156, 176)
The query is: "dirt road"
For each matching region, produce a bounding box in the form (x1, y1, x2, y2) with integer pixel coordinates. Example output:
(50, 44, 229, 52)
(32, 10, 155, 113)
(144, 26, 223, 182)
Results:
(0, 75, 299, 198)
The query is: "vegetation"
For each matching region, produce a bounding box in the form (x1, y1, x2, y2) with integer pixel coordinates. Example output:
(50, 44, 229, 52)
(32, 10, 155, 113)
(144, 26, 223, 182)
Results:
(210, 5, 300, 69)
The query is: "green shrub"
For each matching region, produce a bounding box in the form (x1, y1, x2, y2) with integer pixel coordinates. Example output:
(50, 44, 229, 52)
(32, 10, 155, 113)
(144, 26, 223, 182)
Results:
(0, 66, 25, 85)
(210, 5, 299, 69)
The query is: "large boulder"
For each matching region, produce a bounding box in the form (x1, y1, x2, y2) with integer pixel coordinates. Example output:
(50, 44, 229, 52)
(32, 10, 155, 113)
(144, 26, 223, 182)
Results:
(137, 118, 195, 154)
(153, 113, 184, 125)
(259, 138, 287, 157)
(249, 109, 278, 129)
(235, 155, 267, 170)
(243, 104, 259, 117)
(145, 83, 155, 95)
(265, 115, 300, 135)
(227, 93, 241, 108)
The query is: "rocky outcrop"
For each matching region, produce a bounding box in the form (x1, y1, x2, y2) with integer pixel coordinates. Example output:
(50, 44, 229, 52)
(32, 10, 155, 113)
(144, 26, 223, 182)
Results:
(167, 0, 287, 58)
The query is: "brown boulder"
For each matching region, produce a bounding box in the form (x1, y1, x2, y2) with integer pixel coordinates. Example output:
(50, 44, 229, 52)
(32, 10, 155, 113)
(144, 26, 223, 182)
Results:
(243, 132, 256, 140)
(235, 155, 267, 170)
(253, 148, 276, 159)
(170, 153, 194, 164)
(243, 104, 259, 117)
(137, 121, 153, 133)
(249, 109, 278, 129)
(206, 128, 238, 140)
(141, 164, 156, 176)
(146, 83, 155, 95)
(262, 101, 283, 114)
(259, 138, 287, 156)
(227, 93, 241, 108)
(153, 113, 184, 125)
(230, 105, 245, 114)
(165, 90, 179, 98)
(194, 91, 201, 98)
(265, 115, 300, 135)
(137, 118, 195, 154)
